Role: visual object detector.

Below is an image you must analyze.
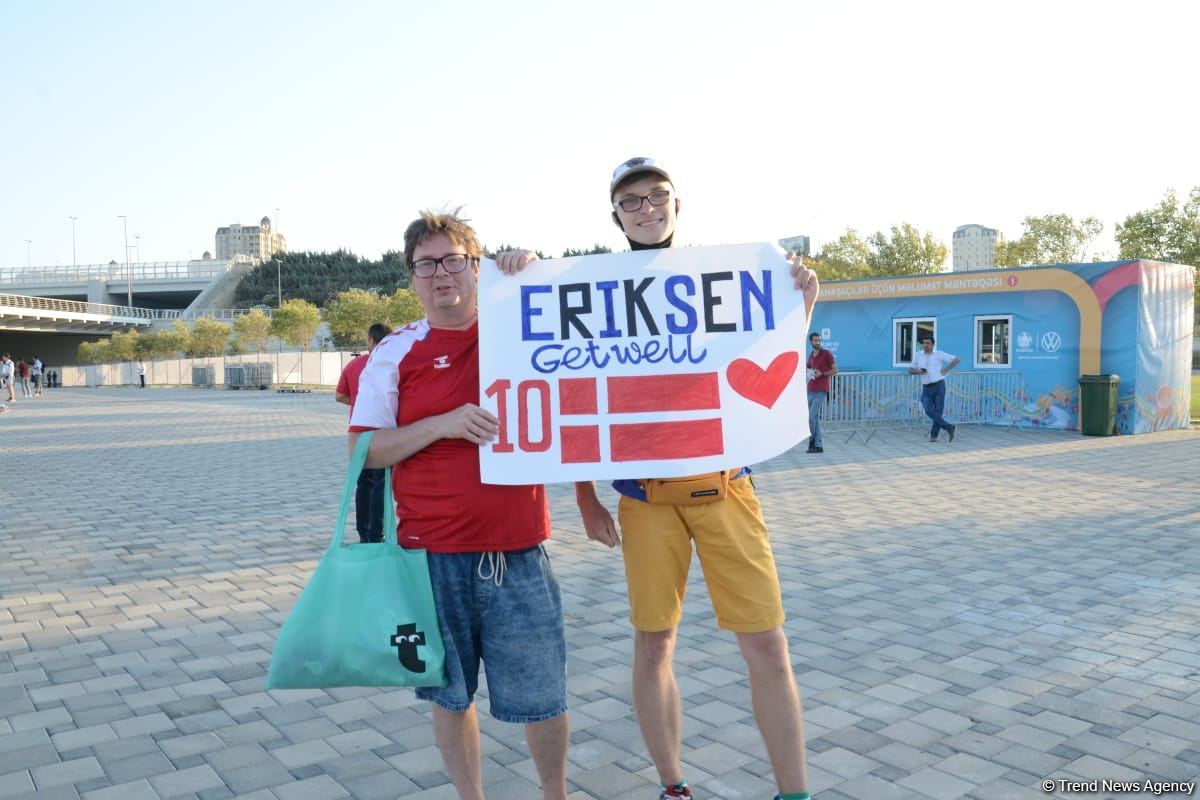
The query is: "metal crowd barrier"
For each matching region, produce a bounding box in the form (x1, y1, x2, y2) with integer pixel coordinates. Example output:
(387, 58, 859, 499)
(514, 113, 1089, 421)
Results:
(820, 370, 1024, 442)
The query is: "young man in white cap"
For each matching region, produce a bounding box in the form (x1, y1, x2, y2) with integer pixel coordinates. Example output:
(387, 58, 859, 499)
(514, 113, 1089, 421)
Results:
(505, 159, 818, 800)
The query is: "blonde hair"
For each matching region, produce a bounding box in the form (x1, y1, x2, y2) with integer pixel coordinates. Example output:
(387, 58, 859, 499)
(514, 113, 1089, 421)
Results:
(403, 209, 482, 271)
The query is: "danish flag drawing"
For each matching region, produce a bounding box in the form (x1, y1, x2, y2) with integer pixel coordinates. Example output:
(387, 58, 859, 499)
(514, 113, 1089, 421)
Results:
(478, 243, 810, 485)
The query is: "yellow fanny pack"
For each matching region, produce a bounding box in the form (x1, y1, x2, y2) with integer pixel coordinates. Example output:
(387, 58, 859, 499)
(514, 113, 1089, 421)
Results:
(639, 471, 731, 506)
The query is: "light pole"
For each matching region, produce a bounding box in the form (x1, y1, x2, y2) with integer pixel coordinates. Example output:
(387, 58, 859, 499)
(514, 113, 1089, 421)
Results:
(134, 234, 141, 263)
(24, 239, 31, 268)
(118, 215, 131, 306)
(69, 216, 77, 269)
(275, 207, 281, 307)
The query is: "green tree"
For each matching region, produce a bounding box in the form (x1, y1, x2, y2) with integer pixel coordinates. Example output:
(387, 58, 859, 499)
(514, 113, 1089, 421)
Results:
(188, 317, 232, 357)
(78, 341, 107, 363)
(270, 299, 322, 349)
(812, 229, 872, 280)
(323, 289, 387, 347)
(234, 250, 410, 309)
(995, 214, 1103, 267)
(139, 329, 182, 359)
(485, 244, 550, 259)
(562, 245, 613, 257)
(233, 308, 273, 353)
(385, 288, 424, 327)
(866, 223, 948, 276)
(161, 320, 192, 357)
(1115, 187, 1200, 267)
(107, 329, 141, 362)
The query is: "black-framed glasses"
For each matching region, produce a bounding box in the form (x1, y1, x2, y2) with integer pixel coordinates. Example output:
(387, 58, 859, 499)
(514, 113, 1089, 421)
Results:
(615, 189, 671, 213)
(411, 253, 474, 278)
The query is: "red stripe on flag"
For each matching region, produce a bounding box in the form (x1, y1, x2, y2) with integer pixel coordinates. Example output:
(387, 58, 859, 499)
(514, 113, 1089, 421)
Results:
(560, 425, 601, 463)
(607, 373, 720, 413)
(558, 378, 597, 415)
(610, 419, 724, 462)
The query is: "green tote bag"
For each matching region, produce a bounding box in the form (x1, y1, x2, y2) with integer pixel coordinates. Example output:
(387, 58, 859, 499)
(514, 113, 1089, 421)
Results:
(267, 431, 447, 689)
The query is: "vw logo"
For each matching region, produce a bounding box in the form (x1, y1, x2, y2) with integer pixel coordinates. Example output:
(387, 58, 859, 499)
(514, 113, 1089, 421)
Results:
(1040, 331, 1062, 352)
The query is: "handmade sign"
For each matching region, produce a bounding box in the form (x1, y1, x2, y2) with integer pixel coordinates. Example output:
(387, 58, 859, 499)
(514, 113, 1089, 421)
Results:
(478, 243, 809, 484)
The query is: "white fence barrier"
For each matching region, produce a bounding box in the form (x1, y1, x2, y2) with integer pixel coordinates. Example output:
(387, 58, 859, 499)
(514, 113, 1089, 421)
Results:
(821, 370, 1024, 439)
(58, 351, 361, 389)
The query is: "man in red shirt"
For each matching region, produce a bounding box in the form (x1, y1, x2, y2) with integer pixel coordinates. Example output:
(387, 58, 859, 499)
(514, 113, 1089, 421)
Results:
(806, 332, 837, 454)
(336, 322, 392, 542)
(349, 212, 567, 800)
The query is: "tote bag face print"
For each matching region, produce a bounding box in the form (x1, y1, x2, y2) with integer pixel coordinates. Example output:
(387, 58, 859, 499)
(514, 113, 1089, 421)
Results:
(266, 432, 446, 689)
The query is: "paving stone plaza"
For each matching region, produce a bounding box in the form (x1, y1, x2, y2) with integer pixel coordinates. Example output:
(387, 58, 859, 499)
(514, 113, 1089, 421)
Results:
(2, 388, 1198, 800)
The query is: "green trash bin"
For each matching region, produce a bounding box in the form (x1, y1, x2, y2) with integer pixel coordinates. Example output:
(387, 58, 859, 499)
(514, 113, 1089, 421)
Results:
(1078, 374, 1120, 436)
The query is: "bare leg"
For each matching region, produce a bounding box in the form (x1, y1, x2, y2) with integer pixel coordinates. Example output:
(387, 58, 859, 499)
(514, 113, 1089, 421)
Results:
(526, 714, 569, 800)
(432, 705, 484, 800)
(634, 627, 684, 787)
(737, 627, 808, 794)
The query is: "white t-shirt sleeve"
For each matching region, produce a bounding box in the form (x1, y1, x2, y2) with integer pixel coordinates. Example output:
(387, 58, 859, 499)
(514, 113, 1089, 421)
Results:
(349, 324, 426, 430)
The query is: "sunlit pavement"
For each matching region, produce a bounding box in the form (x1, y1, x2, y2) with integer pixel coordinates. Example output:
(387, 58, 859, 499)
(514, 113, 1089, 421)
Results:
(2, 388, 1198, 799)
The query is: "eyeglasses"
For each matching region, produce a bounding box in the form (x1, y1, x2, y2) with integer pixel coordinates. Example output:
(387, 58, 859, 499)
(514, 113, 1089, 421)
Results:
(411, 254, 474, 278)
(615, 189, 671, 213)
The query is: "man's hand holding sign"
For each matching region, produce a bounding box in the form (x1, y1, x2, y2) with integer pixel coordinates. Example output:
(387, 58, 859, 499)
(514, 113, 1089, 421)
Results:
(479, 242, 813, 485)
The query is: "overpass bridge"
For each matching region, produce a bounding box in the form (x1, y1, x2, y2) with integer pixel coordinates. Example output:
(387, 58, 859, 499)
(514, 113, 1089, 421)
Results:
(0, 253, 263, 364)
(0, 255, 258, 310)
(0, 294, 159, 333)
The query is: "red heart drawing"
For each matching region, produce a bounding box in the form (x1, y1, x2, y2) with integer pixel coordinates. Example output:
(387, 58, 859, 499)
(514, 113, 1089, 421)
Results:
(726, 352, 799, 409)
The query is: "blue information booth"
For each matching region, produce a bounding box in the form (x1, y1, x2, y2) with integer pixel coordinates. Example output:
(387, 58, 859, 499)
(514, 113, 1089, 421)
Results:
(815, 260, 1195, 434)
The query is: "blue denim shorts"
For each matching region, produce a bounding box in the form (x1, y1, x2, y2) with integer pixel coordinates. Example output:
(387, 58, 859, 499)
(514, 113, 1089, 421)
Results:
(415, 545, 567, 723)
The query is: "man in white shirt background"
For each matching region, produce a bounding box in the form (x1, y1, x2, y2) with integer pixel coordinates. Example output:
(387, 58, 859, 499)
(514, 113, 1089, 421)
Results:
(908, 336, 959, 442)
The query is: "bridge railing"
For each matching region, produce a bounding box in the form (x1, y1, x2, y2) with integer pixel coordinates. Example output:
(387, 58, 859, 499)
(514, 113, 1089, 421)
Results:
(0, 294, 273, 324)
(150, 308, 273, 321)
(0, 293, 156, 319)
(0, 256, 257, 285)
(821, 370, 1025, 440)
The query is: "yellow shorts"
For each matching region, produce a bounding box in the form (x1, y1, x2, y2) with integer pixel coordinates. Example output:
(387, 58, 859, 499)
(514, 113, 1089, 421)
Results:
(617, 477, 784, 633)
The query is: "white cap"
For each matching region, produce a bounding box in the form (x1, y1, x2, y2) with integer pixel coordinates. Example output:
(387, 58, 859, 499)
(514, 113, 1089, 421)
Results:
(610, 157, 673, 197)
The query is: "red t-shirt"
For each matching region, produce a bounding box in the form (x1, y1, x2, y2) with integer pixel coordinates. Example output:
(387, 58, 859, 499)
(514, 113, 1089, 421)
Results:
(807, 348, 836, 393)
(349, 320, 550, 554)
(336, 353, 369, 415)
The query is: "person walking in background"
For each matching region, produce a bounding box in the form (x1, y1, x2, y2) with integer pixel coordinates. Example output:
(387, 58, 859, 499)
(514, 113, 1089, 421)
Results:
(336, 322, 393, 543)
(806, 332, 836, 454)
(909, 335, 959, 442)
(137, 360, 147, 388)
(1, 355, 14, 402)
(16, 358, 32, 398)
(31, 356, 43, 396)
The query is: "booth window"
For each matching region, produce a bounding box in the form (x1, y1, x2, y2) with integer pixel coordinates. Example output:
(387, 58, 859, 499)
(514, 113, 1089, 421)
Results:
(975, 316, 1011, 367)
(893, 318, 936, 366)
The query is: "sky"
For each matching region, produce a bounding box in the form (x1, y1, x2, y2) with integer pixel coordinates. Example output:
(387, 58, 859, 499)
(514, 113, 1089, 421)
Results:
(3, 0, 1199, 271)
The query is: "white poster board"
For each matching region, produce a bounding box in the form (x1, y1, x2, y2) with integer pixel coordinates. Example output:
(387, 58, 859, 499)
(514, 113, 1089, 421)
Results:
(478, 243, 809, 484)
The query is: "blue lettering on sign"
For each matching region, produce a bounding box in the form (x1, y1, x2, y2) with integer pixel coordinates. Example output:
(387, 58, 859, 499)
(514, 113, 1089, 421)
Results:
(517, 270, 775, 344)
(531, 335, 708, 374)
(664, 275, 698, 334)
(521, 285, 553, 341)
(740, 269, 773, 331)
(596, 280, 622, 338)
(517, 269, 777, 374)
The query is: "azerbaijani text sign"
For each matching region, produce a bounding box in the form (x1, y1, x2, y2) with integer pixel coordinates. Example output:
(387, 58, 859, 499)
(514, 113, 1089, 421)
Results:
(478, 243, 809, 484)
